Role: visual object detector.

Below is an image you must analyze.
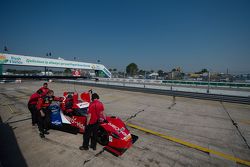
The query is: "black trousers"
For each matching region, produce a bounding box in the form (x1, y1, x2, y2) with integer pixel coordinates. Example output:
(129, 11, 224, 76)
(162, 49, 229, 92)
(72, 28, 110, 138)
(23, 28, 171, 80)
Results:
(83, 123, 98, 148)
(37, 108, 51, 134)
(27, 103, 37, 124)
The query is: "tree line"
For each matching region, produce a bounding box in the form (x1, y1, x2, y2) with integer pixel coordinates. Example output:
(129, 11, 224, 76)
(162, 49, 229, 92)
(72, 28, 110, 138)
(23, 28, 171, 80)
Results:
(110, 63, 209, 78)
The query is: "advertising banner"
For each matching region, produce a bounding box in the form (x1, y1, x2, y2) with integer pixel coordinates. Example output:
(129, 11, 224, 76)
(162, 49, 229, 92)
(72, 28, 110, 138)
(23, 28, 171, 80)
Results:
(0, 53, 112, 78)
(0, 53, 102, 70)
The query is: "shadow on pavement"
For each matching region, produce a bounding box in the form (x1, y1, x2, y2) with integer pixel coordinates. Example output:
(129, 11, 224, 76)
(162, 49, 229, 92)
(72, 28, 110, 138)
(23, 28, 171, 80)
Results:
(0, 117, 28, 167)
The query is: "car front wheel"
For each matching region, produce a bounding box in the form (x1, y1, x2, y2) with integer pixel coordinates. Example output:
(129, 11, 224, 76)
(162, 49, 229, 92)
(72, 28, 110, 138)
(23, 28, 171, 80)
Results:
(97, 127, 109, 146)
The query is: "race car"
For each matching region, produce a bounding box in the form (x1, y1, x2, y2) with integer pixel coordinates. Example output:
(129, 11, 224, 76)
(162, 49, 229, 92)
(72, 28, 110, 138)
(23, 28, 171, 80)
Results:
(48, 91, 138, 156)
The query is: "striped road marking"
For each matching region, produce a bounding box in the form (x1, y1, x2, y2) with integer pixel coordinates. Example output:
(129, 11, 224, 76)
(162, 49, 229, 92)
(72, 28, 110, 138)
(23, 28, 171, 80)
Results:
(240, 120, 250, 125)
(127, 123, 250, 166)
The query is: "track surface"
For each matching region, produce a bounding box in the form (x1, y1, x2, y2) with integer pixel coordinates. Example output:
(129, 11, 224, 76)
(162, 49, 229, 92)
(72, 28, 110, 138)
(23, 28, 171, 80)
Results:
(0, 81, 250, 167)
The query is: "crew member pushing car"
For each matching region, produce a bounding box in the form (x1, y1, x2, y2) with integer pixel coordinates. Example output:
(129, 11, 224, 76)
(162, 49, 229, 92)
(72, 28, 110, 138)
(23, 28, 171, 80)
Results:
(28, 89, 43, 126)
(36, 90, 61, 138)
(79, 93, 106, 150)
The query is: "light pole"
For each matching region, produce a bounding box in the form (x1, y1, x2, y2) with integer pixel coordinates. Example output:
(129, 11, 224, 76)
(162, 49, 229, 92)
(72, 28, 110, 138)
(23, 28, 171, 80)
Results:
(74, 57, 80, 61)
(207, 71, 210, 93)
(45, 52, 52, 76)
(144, 71, 146, 88)
(123, 69, 126, 86)
(3, 46, 8, 53)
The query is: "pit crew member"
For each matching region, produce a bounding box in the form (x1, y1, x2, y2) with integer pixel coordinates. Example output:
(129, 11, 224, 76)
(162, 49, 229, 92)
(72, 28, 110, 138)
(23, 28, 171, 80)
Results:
(27, 89, 43, 126)
(36, 90, 61, 138)
(79, 93, 106, 150)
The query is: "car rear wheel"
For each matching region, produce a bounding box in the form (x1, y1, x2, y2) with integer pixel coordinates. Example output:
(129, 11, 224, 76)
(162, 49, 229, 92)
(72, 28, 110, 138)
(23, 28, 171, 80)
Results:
(97, 127, 109, 146)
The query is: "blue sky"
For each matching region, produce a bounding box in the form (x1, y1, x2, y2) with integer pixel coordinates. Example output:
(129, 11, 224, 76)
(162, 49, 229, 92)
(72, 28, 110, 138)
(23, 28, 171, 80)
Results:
(0, 0, 250, 73)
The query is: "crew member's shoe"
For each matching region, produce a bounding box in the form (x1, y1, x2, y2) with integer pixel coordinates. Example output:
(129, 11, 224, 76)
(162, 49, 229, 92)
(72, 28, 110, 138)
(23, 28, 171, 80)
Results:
(90, 146, 96, 150)
(40, 133, 45, 138)
(79, 146, 89, 150)
(44, 131, 50, 135)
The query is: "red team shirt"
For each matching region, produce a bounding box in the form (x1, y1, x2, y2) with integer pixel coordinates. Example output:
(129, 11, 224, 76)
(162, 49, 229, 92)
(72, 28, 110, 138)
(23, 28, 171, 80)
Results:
(88, 99, 104, 125)
(28, 92, 41, 105)
(39, 86, 49, 97)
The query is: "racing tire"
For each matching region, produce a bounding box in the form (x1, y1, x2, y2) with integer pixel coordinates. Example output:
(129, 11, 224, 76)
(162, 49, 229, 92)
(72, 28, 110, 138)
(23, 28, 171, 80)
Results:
(97, 127, 109, 146)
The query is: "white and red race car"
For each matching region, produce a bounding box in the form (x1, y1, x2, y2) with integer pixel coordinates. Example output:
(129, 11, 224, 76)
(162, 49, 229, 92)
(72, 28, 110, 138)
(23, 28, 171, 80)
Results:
(49, 91, 138, 156)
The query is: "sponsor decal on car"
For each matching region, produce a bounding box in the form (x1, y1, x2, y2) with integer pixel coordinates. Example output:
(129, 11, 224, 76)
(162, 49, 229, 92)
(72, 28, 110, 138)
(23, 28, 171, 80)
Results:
(109, 136, 113, 142)
(123, 134, 132, 141)
(51, 120, 62, 125)
(71, 117, 85, 130)
(76, 102, 89, 108)
(108, 123, 129, 138)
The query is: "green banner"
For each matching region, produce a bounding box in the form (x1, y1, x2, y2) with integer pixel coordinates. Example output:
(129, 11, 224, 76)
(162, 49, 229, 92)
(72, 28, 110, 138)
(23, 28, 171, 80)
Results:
(0, 53, 112, 78)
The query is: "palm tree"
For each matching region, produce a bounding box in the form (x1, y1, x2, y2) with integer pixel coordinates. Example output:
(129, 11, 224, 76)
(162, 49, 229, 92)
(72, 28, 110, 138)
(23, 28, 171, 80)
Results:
(126, 63, 138, 77)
